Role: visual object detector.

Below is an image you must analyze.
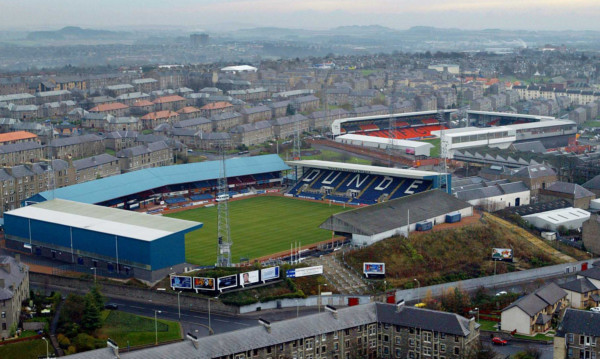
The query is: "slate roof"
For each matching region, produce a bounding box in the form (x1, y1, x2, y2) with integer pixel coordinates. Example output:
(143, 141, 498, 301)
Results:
(73, 154, 118, 170)
(0, 141, 43, 154)
(104, 131, 138, 140)
(511, 141, 547, 153)
(116, 141, 169, 158)
(241, 105, 271, 115)
(503, 282, 566, 317)
(560, 277, 599, 294)
(511, 164, 556, 179)
(173, 117, 211, 128)
(49, 134, 103, 147)
(320, 190, 471, 236)
(545, 181, 595, 199)
(556, 309, 600, 337)
(0, 256, 28, 301)
(578, 267, 600, 281)
(582, 175, 600, 190)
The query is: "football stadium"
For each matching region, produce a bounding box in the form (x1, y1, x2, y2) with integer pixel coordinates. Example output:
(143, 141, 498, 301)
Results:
(330, 110, 577, 159)
(9, 153, 451, 272)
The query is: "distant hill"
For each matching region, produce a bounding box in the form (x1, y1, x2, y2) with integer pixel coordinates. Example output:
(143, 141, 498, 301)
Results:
(27, 26, 130, 41)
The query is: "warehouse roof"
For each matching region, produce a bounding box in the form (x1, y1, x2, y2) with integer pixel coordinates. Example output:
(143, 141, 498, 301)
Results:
(6, 199, 202, 241)
(522, 207, 590, 225)
(544, 181, 595, 199)
(28, 154, 289, 205)
(320, 190, 471, 236)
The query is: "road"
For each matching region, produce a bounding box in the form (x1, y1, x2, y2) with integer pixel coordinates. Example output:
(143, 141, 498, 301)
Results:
(481, 336, 553, 359)
(31, 282, 320, 338)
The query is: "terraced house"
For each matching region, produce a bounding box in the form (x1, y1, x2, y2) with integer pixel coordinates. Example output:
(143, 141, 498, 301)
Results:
(48, 134, 105, 160)
(0, 141, 44, 166)
(116, 141, 173, 172)
(59, 302, 480, 359)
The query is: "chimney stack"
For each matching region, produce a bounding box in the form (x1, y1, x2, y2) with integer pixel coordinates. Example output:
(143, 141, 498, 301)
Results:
(107, 338, 119, 358)
(187, 333, 200, 350)
(14, 254, 20, 263)
(325, 305, 338, 319)
(396, 300, 405, 312)
(258, 318, 272, 333)
(0, 278, 4, 289)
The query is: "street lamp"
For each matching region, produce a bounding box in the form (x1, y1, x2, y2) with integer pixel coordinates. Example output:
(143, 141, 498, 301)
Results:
(208, 297, 212, 335)
(469, 307, 480, 323)
(177, 291, 182, 319)
(90, 267, 97, 284)
(42, 337, 49, 359)
(413, 278, 420, 302)
(318, 283, 328, 313)
(154, 310, 162, 345)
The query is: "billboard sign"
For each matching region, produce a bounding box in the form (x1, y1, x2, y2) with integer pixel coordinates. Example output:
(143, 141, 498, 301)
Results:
(217, 274, 238, 290)
(492, 248, 513, 261)
(261, 266, 280, 282)
(286, 265, 323, 278)
(363, 262, 385, 276)
(170, 275, 192, 290)
(239, 270, 259, 286)
(405, 148, 415, 155)
(193, 277, 215, 291)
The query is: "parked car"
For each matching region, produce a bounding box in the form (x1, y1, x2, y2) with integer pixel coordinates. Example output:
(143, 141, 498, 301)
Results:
(495, 291, 508, 296)
(492, 337, 508, 345)
(591, 307, 600, 313)
(104, 303, 119, 310)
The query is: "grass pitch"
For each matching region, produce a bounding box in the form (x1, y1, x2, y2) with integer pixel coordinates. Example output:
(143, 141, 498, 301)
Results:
(166, 196, 350, 265)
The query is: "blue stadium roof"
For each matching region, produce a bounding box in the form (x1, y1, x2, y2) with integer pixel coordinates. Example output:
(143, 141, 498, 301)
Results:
(27, 154, 289, 205)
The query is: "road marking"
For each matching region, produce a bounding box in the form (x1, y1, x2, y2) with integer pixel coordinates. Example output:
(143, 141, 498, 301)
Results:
(214, 319, 230, 323)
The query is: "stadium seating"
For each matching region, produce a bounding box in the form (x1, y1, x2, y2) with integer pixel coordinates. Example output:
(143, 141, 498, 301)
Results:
(336, 173, 375, 193)
(389, 179, 432, 200)
(365, 125, 446, 140)
(190, 194, 213, 201)
(165, 197, 187, 205)
(359, 124, 379, 131)
(421, 118, 439, 125)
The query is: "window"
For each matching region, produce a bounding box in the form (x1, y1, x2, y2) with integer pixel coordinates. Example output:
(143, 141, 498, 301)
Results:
(345, 329, 350, 336)
(568, 334, 574, 343)
(454, 347, 459, 355)
(440, 333, 445, 340)
(423, 332, 432, 343)
(423, 347, 431, 356)
(345, 340, 349, 348)
(409, 339, 415, 347)
(384, 334, 389, 342)
(334, 342, 339, 351)
(306, 340, 313, 350)
(1, 312, 5, 318)
(396, 349, 402, 357)
(454, 336, 459, 343)
(369, 340, 376, 349)
(384, 347, 389, 355)
(396, 337, 401, 345)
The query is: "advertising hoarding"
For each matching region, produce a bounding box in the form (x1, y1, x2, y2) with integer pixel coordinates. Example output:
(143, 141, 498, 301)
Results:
(492, 248, 513, 261)
(239, 270, 259, 286)
(363, 262, 385, 275)
(261, 266, 280, 281)
(193, 277, 215, 291)
(286, 265, 323, 278)
(217, 274, 238, 290)
(170, 275, 192, 289)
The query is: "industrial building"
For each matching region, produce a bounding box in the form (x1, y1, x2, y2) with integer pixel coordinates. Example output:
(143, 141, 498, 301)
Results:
(522, 207, 591, 232)
(319, 189, 473, 245)
(452, 177, 530, 211)
(4, 199, 202, 282)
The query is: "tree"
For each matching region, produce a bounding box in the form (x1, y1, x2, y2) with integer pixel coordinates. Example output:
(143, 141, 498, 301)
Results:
(81, 293, 102, 333)
(90, 285, 104, 310)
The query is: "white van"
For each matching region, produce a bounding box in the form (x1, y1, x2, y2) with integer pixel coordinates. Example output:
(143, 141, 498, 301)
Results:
(216, 194, 230, 202)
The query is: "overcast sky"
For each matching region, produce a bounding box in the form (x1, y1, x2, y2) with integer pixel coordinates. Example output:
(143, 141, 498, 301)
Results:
(1, 0, 599, 31)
